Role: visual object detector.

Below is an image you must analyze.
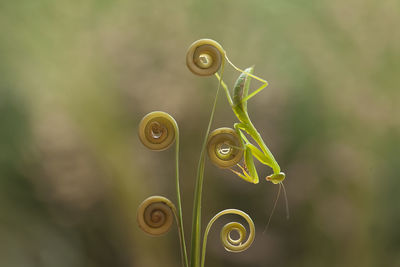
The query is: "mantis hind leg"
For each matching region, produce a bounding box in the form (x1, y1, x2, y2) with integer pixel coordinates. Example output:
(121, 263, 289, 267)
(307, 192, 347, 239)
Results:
(215, 56, 268, 107)
(242, 81, 268, 103)
(224, 55, 269, 103)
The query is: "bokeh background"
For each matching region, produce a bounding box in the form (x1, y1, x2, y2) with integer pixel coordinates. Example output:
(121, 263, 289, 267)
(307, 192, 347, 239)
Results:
(1, 0, 399, 266)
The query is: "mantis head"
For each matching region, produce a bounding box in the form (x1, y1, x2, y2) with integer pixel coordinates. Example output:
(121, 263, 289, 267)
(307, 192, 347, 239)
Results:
(266, 172, 286, 184)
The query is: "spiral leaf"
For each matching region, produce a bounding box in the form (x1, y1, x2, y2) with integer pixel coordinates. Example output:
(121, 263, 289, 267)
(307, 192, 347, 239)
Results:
(137, 196, 176, 236)
(138, 111, 177, 151)
(201, 209, 255, 267)
(186, 39, 225, 76)
(207, 127, 243, 168)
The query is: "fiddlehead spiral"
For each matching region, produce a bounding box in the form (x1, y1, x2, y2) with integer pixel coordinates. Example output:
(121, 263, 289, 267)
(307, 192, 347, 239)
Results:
(138, 111, 177, 151)
(186, 39, 225, 76)
(137, 196, 176, 236)
(201, 209, 255, 267)
(207, 127, 243, 168)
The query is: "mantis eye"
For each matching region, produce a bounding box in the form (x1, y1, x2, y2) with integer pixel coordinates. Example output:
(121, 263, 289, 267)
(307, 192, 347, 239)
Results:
(186, 39, 225, 76)
(137, 196, 175, 236)
(207, 127, 243, 168)
(138, 111, 177, 151)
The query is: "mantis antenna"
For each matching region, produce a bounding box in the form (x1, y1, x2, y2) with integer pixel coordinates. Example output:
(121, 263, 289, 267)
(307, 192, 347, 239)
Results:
(263, 182, 290, 234)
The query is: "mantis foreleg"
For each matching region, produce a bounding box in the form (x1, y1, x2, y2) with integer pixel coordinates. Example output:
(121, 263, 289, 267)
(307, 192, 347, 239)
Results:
(235, 123, 277, 170)
(230, 146, 259, 184)
(229, 123, 264, 184)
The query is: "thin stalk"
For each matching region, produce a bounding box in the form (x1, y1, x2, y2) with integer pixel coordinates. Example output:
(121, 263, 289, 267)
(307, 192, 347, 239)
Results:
(190, 61, 225, 267)
(174, 126, 189, 267)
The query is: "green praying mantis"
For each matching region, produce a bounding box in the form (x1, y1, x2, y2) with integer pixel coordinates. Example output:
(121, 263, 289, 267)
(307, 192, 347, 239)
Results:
(217, 66, 286, 185)
(187, 39, 289, 225)
(186, 39, 286, 186)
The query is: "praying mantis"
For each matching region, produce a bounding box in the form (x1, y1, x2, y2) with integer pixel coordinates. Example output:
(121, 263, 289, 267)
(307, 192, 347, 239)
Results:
(186, 39, 286, 186)
(218, 66, 286, 185)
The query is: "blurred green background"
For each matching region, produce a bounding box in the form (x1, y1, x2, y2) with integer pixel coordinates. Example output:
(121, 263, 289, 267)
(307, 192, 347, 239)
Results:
(1, 0, 399, 266)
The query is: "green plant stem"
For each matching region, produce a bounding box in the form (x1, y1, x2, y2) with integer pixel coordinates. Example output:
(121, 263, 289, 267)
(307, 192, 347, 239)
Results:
(190, 62, 225, 267)
(175, 125, 189, 267)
